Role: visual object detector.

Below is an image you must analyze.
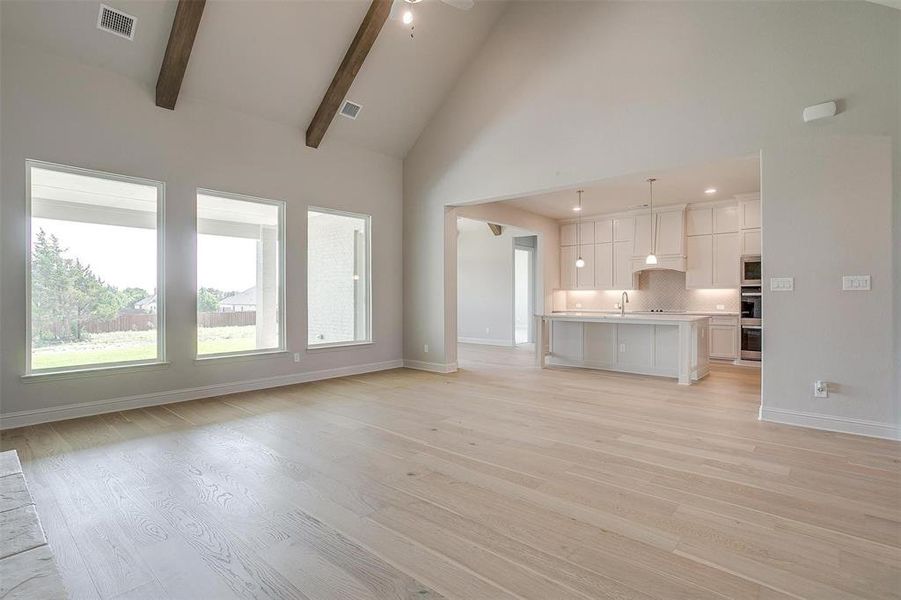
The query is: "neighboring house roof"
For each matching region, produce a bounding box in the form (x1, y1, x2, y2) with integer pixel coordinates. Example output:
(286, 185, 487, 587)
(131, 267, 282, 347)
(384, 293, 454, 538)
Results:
(134, 294, 157, 309)
(220, 287, 256, 306)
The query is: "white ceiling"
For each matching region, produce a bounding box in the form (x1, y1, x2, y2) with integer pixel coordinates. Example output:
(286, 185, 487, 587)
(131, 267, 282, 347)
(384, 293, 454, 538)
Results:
(502, 154, 761, 220)
(1, 0, 508, 158)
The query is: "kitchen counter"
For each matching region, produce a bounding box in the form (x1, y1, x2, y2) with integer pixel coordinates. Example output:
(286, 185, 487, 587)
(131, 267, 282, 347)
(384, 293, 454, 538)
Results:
(536, 313, 710, 384)
(544, 312, 711, 324)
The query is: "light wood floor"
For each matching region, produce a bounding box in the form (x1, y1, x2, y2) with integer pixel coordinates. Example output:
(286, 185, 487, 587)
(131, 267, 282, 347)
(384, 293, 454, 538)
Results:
(2, 344, 899, 600)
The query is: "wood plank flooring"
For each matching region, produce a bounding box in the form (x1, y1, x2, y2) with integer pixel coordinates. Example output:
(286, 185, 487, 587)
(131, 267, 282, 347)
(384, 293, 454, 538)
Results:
(2, 344, 899, 599)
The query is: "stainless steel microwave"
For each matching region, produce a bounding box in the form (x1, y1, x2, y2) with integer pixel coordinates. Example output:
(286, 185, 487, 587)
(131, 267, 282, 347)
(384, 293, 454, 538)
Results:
(741, 255, 761, 286)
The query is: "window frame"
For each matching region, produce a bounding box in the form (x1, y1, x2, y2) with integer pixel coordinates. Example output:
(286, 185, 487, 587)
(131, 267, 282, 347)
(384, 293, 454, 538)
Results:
(24, 159, 167, 376)
(306, 206, 373, 350)
(194, 188, 287, 360)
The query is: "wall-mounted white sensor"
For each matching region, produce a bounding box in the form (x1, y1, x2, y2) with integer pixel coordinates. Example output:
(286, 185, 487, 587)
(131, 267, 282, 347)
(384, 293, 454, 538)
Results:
(802, 101, 837, 123)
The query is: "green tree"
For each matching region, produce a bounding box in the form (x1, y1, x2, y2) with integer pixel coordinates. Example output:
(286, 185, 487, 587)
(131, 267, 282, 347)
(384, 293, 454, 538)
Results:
(197, 287, 221, 312)
(120, 287, 149, 309)
(31, 229, 125, 344)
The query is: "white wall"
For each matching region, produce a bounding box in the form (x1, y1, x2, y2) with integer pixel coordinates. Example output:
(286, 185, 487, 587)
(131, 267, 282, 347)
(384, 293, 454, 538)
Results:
(0, 41, 403, 424)
(403, 1, 900, 437)
(456, 222, 520, 346)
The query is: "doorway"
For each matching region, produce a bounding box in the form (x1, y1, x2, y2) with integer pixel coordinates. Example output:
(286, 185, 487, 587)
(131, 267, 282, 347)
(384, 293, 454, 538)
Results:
(514, 238, 536, 345)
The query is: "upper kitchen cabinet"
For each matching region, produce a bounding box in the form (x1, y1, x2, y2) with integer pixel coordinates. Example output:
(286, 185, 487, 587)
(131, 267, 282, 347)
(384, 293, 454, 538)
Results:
(613, 216, 634, 242)
(560, 223, 578, 246)
(686, 206, 713, 236)
(742, 229, 761, 255)
(713, 203, 739, 233)
(560, 221, 596, 247)
(738, 193, 761, 230)
(560, 245, 577, 289)
(737, 193, 761, 255)
(595, 218, 613, 244)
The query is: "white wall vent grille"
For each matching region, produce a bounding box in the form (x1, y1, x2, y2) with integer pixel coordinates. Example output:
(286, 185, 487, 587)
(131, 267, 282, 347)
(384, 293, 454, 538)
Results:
(339, 101, 362, 120)
(97, 4, 136, 40)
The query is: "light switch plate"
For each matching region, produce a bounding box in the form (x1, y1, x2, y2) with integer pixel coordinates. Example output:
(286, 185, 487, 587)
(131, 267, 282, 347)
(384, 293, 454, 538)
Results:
(842, 275, 870, 291)
(770, 277, 794, 292)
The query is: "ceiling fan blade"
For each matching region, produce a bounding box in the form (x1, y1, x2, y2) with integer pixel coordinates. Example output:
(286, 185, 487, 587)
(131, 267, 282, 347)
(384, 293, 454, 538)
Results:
(440, 0, 474, 10)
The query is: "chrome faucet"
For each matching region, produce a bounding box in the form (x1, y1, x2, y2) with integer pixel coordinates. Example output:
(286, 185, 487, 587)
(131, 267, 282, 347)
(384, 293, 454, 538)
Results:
(620, 291, 629, 316)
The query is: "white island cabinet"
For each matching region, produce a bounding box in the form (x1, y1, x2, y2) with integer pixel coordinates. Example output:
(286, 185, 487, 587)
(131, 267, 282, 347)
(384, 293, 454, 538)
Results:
(536, 313, 710, 385)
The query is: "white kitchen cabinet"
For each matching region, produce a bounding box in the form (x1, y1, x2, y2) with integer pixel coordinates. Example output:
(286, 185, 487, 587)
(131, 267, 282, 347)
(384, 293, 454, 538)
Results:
(741, 228, 761, 255)
(575, 244, 596, 289)
(613, 240, 635, 290)
(713, 204, 740, 233)
(595, 219, 613, 244)
(583, 322, 616, 365)
(560, 245, 576, 289)
(613, 217, 634, 242)
(686, 207, 712, 236)
(685, 231, 739, 289)
(551, 320, 583, 361)
(578, 221, 595, 246)
(685, 235, 713, 288)
(713, 232, 740, 287)
(709, 324, 738, 359)
(594, 243, 613, 288)
(740, 196, 761, 230)
(560, 223, 578, 246)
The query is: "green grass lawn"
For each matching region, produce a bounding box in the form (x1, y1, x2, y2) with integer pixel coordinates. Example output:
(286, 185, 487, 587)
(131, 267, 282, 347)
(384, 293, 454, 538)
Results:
(32, 326, 258, 370)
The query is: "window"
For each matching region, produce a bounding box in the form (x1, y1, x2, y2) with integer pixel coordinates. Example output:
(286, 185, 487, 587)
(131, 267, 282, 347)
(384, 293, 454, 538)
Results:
(308, 208, 371, 347)
(196, 190, 285, 357)
(27, 161, 164, 374)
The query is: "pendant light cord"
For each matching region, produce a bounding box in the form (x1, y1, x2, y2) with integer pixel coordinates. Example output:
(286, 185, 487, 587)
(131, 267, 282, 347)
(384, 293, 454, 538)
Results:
(648, 178, 656, 255)
(577, 190, 583, 255)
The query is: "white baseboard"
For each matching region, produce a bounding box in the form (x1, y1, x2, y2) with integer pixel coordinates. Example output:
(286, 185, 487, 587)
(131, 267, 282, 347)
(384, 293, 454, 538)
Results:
(457, 337, 512, 347)
(759, 406, 900, 441)
(0, 359, 404, 430)
(403, 360, 458, 374)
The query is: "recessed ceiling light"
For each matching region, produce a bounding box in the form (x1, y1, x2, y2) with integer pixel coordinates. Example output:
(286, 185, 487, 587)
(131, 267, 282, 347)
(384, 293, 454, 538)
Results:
(572, 206, 582, 212)
(402, 10, 413, 24)
(704, 188, 717, 195)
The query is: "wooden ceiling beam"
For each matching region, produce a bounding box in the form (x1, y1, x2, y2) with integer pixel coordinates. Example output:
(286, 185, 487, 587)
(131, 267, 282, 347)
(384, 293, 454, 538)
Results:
(156, 0, 206, 110)
(305, 0, 392, 149)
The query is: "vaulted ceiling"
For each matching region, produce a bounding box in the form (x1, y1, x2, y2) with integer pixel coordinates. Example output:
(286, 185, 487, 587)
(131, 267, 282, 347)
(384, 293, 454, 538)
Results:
(1, 0, 508, 158)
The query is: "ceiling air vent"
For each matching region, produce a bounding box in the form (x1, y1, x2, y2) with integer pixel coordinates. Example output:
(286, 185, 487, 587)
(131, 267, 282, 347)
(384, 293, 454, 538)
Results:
(339, 100, 362, 120)
(97, 4, 136, 40)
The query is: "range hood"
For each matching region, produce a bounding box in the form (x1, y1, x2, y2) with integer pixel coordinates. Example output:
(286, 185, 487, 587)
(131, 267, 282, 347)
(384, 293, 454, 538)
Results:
(631, 256, 686, 274)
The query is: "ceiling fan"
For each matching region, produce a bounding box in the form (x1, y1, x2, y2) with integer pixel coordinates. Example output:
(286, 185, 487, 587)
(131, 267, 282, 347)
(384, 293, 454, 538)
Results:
(390, 0, 474, 34)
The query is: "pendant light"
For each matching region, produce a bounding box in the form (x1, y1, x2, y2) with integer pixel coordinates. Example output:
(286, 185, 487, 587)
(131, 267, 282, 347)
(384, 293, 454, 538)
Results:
(575, 189, 586, 269)
(645, 178, 658, 265)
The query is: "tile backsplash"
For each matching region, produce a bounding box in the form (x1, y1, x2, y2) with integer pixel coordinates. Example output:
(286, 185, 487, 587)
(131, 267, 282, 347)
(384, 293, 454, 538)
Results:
(565, 269, 739, 313)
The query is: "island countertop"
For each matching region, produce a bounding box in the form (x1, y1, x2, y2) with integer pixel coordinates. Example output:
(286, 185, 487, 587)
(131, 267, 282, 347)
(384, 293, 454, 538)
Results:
(540, 312, 711, 325)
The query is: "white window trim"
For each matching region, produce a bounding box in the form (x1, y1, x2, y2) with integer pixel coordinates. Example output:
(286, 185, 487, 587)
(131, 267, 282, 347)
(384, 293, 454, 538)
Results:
(195, 188, 287, 360)
(306, 206, 373, 350)
(24, 159, 167, 377)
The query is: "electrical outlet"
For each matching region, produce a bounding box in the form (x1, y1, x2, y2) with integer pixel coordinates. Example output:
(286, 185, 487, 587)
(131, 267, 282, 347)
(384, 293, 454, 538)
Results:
(575, 302, 582, 308)
(619, 343, 626, 353)
(293, 353, 300, 363)
(424, 344, 429, 353)
(814, 380, 828, 398)
(485, 327, 490, 334)
(716, 304, 725, 310)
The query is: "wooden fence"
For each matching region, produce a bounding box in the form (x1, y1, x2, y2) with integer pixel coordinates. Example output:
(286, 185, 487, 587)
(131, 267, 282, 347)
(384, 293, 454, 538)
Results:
(84, 311, 256, 333)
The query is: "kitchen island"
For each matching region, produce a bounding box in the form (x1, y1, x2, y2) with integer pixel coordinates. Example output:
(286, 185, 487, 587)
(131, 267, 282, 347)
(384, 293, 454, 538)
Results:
(535, 312, 710, 384)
